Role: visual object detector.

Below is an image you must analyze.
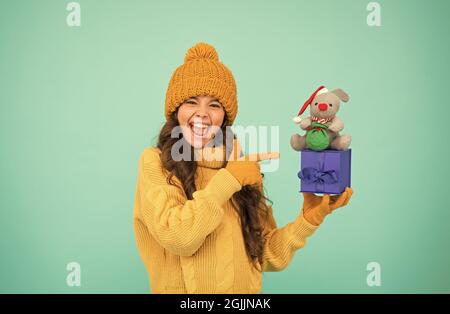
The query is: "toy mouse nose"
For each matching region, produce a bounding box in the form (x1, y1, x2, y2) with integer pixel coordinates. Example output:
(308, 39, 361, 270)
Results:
(318, 103, 328, 111)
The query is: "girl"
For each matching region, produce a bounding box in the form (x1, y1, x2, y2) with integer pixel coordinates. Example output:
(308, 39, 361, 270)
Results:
(133, 43, 353, 294)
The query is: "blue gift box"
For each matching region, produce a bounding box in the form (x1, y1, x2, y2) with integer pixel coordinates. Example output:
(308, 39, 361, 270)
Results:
(298, 149, 351, 195)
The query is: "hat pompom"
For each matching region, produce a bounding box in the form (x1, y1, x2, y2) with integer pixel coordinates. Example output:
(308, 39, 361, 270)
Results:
(184, 43, 219, 62)
(293, 116, 302, 124)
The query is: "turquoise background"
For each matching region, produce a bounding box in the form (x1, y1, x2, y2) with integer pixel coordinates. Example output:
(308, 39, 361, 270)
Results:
(1, 0, 449, 293)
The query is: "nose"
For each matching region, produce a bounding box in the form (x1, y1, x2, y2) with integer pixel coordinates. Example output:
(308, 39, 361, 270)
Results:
(195, 108, 208, 118)
(318, 103, 328, 111)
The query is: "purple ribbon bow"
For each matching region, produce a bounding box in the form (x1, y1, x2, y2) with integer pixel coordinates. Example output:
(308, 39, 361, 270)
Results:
(297, 167, 338, 184)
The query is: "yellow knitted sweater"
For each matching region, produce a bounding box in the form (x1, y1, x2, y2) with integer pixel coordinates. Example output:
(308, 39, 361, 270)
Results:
(133, 145, 318, 294)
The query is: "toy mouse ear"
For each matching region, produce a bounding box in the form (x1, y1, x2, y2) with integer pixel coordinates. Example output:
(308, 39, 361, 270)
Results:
(331, 89, 350, 102)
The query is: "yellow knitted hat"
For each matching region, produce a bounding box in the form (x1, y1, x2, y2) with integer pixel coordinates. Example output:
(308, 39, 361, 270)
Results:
(165, 42, 238, 125)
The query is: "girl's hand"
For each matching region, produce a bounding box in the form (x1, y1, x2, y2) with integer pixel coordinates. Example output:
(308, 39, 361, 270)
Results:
(302, 187, 353, 226)
(225, 139, 279, 187)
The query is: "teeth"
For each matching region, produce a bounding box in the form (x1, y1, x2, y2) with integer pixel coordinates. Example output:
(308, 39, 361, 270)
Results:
(192, 123, 209, 128)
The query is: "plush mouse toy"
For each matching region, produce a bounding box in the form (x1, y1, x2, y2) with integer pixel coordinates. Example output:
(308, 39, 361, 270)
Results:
(290, 86, 351, 151)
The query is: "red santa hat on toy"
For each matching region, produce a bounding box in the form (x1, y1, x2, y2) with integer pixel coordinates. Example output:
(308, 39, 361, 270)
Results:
(293, 85, 328, 124)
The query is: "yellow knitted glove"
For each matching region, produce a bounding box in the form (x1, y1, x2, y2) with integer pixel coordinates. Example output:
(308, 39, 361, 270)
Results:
(302, 187, 353, 226)
(225, 139, 279, 187)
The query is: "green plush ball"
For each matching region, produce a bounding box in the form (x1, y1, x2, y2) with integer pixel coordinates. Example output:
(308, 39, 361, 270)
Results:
(306, 122, 330, 151)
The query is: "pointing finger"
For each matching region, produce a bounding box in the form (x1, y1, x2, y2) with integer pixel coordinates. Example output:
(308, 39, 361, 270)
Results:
(256, 152, 280, 161)
(240, 152, 280, 162)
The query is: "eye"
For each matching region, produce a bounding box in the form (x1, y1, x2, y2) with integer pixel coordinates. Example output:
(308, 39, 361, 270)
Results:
(329, 103, 333, 107)
(185, 100, 197, 105)
(314, 103, 318, 106)
(210, 103, 221, 108)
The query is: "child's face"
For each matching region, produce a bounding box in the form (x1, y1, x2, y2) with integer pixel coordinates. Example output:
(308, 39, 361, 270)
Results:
(177, 95, 225, 148)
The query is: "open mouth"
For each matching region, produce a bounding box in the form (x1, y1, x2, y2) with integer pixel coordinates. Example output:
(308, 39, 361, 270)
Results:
(189, 122, 211, 138)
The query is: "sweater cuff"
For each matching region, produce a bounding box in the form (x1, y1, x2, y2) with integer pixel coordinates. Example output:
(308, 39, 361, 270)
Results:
(194, 168, 242, 206)
(292, 214, 319, 238)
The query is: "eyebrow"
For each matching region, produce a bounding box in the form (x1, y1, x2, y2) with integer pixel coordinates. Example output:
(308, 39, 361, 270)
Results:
(186, 97, 220, 103)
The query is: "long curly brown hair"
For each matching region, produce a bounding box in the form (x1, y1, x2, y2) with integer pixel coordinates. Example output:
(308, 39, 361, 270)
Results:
(156, 110, 272, 271)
